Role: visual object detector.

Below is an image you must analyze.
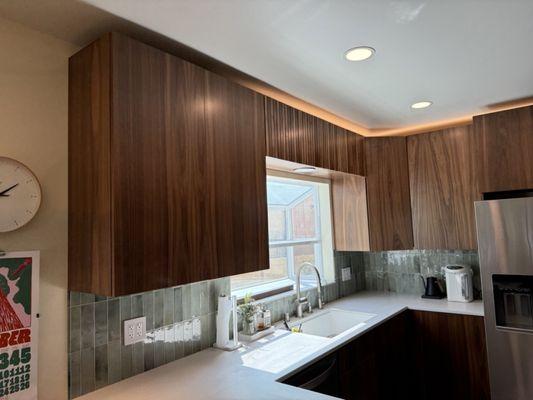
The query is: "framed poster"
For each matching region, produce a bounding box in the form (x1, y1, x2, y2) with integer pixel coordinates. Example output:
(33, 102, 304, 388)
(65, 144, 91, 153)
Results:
(0, 251, 39, 400)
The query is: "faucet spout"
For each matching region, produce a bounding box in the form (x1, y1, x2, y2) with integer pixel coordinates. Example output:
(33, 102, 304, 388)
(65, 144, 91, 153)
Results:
(295, 262, 324, 318)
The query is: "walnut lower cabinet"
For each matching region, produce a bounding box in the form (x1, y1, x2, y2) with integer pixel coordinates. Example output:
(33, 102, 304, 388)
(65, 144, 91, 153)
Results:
(283, 311, 490, 400)
(410, 310, 491, 400)
(69, 32, 269, 296)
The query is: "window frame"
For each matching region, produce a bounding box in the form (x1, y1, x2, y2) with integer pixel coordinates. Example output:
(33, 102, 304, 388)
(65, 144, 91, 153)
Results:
(231, 170, 334, 299)
(268, 177, 323, 282)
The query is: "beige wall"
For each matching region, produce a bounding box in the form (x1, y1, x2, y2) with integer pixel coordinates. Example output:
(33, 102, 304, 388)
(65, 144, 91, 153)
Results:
(0, 16, 78, 400)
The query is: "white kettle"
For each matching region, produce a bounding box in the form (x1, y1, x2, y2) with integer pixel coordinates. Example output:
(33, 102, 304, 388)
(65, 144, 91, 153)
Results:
(444, 265, 474, 302)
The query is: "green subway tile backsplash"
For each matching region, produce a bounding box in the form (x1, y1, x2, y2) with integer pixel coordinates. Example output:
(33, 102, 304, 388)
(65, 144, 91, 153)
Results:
(364, 249, 481, 298)
(66, 250, 376, 398)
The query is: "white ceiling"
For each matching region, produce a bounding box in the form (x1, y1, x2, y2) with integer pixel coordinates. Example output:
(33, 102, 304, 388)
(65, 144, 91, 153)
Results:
(80, 0, 533, 130)
(3, 0, 533, 131)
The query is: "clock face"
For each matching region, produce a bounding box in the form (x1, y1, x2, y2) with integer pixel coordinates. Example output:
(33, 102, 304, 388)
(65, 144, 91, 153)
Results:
(0, 157, 42, 232)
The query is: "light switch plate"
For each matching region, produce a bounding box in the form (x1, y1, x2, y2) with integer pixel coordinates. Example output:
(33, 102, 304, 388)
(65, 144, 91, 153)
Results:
(124, 316, 146, 346)
(341, 267, 352, 282)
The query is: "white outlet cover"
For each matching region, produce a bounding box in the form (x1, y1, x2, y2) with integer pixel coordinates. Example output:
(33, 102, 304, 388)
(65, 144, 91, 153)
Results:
(192, 318, 201, 340)
(341, 267, 352, 282)
(124, 316, 146, 346)
(183, 320, 193, 342)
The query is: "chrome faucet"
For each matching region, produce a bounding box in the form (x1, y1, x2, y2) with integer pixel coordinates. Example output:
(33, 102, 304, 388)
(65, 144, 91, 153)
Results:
(295, 262, 324, 318)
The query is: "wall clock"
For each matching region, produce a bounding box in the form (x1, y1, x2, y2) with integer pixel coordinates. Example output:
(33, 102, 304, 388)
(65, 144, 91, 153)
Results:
(0, 157, 42, 232)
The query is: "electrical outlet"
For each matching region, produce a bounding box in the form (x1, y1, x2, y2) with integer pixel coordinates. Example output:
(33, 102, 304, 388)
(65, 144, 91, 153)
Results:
(192, 317, 201, 341)
(183, 320, 193, 342)
(341, 267, 352, 282)
(124, 316, 146, 346)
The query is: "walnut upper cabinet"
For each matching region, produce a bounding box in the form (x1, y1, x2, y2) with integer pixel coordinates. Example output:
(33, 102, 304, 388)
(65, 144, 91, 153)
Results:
(407, 126, 480, 250)
(364, 137, 414, 251)
(69, 33, 269, 296)
(474, 105, 533, 193)
(265, 98, 364, 175)
(331, 173, 370, 252)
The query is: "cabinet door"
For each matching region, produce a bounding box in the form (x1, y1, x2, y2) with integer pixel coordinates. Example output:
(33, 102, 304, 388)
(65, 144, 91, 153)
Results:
(408, 126, 480, 250)
(364, 137, 414, 250)
(331, 173, 370, 251)
(338, 312, 409, 400)
(163, 50, 219, 286)
(113, 36, 220, 289)
(205, 72, 269, 277)
(111, 33, 172, 294)
(474, 105, 533, 193)
(410, 311, 490, 400)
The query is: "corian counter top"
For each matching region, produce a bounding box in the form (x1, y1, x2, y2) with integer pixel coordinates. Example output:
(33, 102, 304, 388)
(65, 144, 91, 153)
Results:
(77, 291, 483, 400)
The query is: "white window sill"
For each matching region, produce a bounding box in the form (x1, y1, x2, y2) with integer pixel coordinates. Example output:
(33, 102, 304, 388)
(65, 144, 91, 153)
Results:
(232, 279, 325, 302)
(232, 278, 295, 300)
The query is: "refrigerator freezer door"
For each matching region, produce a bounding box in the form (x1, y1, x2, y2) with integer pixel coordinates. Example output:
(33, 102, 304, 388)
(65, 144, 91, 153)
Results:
(475, 198, 533, 400)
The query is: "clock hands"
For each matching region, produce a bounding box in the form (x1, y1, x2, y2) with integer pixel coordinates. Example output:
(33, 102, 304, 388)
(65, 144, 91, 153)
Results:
(0, 183, 19, 197)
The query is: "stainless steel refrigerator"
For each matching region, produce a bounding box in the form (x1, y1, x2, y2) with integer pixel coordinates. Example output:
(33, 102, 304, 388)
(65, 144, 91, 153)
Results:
(476, 197, 533, 400)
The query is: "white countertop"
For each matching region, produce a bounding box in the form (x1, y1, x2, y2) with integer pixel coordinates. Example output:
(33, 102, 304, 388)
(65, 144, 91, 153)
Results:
(77, 291, 483, 400)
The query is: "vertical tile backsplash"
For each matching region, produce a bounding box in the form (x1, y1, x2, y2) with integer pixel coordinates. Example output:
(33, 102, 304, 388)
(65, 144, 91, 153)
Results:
(70, 250, 483, 397)
(67, 252, 365, 398)
(68, 278, 230, 398)
(364, 249, 481, 298)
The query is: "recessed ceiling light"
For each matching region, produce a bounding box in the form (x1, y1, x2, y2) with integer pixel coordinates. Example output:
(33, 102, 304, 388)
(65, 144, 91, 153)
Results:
(293, 166, 317, 174)
(411, 101, 433, 109)
(344, 46, 375, 61)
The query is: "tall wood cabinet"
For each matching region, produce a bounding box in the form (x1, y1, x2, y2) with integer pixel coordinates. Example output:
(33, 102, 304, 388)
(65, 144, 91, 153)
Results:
(407, 126, 480, 250)
(264, 98, 365, 175)
(69, 33, 268, 296)
(474, 105, 533, 193)
(364, 137, 414, 250)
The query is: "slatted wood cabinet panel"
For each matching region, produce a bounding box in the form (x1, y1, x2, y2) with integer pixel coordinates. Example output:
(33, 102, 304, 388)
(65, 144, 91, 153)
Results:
(265, 97, 364, 174)
(407, 126, 480, 250)
(69, 33, 269, 296)
(364, 137, 414, 250)
(474, 105, 533, 193)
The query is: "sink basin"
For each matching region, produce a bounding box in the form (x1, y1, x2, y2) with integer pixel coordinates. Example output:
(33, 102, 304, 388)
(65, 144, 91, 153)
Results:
(289, 308, 376, 338)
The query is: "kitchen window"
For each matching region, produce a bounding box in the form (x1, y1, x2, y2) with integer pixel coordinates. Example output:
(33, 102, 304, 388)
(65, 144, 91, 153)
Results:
(231, 171, 335, 299)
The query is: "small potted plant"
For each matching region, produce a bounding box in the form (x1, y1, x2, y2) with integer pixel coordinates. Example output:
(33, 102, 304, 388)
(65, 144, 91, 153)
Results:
(238, 293, 259, 336)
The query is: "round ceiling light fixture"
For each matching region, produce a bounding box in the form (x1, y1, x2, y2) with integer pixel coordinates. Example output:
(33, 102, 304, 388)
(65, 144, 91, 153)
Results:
(411, 101, 433, 109)
(293, 166, 317, 174)
(344, 46, 375, 61)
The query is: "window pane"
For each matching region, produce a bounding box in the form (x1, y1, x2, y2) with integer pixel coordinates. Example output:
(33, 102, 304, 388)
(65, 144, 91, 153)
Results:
(269, 247, 289, 278)
(267, 180, 312, 206)
(293, 243, 316, 276)
(231, 173, 335, 297)
(268, 207, 286, 241)
(291, 194, 316, 239)
(231, 247, 289, 291)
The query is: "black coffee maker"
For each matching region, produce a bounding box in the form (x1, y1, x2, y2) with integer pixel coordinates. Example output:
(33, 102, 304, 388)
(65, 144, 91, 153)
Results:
(421, 276, 445, 299)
